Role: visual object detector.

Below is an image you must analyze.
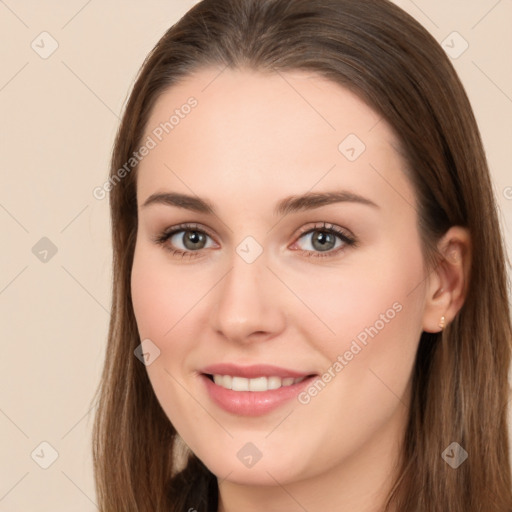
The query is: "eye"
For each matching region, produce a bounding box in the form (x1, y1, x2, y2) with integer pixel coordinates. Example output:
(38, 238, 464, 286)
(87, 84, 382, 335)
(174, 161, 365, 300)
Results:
(152, 223, 217, 258)
(291, 222, 356, 258)
(153, 221, 357, 260)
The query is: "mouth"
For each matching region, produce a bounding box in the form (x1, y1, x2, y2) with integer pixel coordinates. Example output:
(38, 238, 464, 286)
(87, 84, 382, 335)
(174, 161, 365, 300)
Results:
(204, 374, 310, 392)
(199, 363, 318, 416)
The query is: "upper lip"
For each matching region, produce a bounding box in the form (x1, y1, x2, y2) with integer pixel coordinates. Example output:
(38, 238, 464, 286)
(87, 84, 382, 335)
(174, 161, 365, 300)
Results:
(200, 363, 315, 379)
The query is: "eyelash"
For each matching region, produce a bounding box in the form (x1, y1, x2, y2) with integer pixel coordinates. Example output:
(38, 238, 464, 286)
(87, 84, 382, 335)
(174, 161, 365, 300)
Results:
(152, 222, 357, 260)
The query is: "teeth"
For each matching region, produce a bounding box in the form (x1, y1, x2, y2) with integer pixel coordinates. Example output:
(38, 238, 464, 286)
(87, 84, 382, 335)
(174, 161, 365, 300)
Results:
(211, 375, 306, 392)
(268, 376, 281, 390)
(213, 375, 233, 389)
(249, 377, 267, 391)
(232, 376, 249, 391)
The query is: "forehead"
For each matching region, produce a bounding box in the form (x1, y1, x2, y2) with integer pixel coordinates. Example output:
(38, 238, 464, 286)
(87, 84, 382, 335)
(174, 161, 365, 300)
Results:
(136, 67, 414, 213)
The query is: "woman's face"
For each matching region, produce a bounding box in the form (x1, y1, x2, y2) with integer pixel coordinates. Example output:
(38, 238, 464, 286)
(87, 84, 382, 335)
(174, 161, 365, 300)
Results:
(131, 67, 432, 492)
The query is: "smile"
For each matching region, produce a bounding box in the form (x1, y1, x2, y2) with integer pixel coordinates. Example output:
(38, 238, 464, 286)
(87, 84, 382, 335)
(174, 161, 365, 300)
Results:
(210, 374, 307, 392)
(199, 363, 317, 416)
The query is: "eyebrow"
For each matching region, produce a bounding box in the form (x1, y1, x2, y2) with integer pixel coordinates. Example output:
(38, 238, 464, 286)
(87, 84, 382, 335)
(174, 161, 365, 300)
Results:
(141, 190, 379, 216)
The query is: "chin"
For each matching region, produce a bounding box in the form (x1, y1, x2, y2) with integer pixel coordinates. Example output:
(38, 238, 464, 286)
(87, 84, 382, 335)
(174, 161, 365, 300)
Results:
(192, 443, 312, 487)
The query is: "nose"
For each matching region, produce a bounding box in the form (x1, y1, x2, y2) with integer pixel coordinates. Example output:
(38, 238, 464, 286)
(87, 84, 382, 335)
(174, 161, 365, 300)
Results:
(210, 250, 287, 345)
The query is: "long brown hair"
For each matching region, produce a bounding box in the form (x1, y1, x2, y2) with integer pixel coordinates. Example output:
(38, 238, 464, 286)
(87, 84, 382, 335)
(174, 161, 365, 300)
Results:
(91, 0, 512, 510)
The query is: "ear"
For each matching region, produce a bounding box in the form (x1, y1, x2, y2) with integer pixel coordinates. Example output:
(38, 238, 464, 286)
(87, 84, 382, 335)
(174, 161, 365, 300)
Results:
(422, 226, 471, 333)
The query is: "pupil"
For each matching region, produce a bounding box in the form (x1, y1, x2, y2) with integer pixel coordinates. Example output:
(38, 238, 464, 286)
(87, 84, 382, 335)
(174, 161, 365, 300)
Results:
(185, 231, 205, 249)
(312, 231, 334, 251)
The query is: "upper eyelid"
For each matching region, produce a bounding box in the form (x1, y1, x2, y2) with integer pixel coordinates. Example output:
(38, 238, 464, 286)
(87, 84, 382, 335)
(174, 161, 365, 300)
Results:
(295, 222, 353, 237)
(165, 223, 218, 242)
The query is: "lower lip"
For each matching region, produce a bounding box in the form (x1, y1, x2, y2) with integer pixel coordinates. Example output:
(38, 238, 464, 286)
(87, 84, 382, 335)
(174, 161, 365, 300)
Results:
(201, 374, 316, 416)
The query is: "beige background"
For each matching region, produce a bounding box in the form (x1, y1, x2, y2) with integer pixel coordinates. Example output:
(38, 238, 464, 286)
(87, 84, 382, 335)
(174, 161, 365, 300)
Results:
(1, 0, 511, 510)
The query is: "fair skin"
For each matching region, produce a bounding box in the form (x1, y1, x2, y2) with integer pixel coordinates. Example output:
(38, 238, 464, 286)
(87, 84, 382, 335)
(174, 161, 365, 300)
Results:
(130, 67, 470, 511)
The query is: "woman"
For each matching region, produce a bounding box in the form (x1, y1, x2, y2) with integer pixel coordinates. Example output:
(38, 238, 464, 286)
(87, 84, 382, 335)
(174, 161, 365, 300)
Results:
(91, 0, 512, 510)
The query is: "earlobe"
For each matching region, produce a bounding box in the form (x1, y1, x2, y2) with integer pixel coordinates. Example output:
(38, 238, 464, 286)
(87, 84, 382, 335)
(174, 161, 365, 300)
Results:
(422, 226, 471, 333)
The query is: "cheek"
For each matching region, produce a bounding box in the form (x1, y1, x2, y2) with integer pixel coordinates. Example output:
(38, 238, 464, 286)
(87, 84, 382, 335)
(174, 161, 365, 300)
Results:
(288, 246, 425, 355)
(131, 245, 210, 445)
(314, 250, 424, 414)
(296, 239, 426, 406)
(131, 258, 170, 339)
(130, 244, 197, 394)
(130, 242, 211, 389)
(130, 243, 201, 341)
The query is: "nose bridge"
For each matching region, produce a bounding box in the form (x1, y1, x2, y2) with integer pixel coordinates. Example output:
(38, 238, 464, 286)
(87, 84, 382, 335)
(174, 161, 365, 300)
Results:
(211, 243, 285, 342)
